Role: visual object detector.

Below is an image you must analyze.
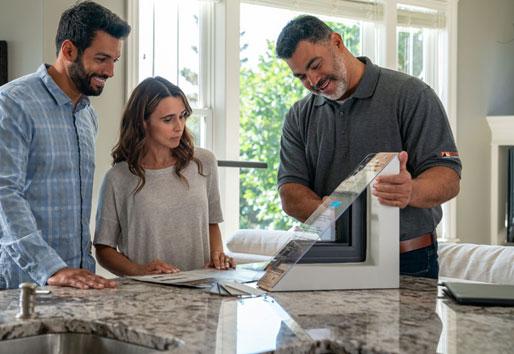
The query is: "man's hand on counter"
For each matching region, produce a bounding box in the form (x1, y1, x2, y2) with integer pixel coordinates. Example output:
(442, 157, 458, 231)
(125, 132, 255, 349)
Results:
(47, 268, 117, 289)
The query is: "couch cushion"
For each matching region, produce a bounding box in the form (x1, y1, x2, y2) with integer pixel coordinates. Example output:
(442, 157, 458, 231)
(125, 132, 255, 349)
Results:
(225, 251, 272, 264)
(438, 242, 514, 285)
(226, 229, 296, 256)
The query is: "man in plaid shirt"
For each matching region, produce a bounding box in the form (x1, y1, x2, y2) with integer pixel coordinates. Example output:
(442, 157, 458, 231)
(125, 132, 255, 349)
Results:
(0, 1, 130, 289)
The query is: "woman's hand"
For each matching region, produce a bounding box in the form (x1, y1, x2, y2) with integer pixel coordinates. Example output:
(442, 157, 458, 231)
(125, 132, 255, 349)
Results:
(208, 250, 236, 270)
(135, 259, 180, 275)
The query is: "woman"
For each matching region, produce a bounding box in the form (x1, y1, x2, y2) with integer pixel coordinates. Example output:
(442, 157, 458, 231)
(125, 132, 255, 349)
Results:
(94, 77, 235, 276)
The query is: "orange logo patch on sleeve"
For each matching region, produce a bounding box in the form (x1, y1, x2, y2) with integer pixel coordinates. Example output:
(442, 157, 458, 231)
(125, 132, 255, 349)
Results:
(440, 151, 459, 158)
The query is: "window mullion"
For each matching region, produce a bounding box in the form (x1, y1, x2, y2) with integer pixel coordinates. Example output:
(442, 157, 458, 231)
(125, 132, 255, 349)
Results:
(408, 30, 413, 74)
(383, 0, 398, 70)
(125, 0, 139, 99)
(361, 22, 378, 64)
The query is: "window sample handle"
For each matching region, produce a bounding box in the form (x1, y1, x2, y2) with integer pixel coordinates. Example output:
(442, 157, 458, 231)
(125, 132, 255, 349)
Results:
(217, 160, 267, 169)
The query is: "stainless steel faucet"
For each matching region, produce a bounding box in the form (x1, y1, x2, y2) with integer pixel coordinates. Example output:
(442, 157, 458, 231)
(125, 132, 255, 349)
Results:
(16, 282, 51, 319)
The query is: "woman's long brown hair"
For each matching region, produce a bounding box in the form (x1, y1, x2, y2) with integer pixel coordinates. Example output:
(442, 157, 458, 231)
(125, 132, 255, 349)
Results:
(112, 76, 203, 193)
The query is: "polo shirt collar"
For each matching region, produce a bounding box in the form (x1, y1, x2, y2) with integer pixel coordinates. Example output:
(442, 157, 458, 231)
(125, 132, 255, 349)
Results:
(314, 56, 380, 106)
(38, 64, 91, 110)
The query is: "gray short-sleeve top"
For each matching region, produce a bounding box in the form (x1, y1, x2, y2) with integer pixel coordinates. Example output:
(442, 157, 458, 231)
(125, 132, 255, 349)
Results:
(278, 57, 462, 241)
(94, 148, 223, 271)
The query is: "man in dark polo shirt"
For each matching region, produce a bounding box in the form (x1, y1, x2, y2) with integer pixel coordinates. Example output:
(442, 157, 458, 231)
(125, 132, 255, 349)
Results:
(275, 15, 461, 278)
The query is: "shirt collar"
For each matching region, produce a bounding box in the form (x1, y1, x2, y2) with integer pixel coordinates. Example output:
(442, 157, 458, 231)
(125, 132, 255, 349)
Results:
(313, 56, 380, 107)
(38, 64, 91, 110)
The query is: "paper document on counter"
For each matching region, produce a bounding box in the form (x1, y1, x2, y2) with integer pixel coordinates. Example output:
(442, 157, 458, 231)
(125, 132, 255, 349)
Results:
(130, 268, 264, 288)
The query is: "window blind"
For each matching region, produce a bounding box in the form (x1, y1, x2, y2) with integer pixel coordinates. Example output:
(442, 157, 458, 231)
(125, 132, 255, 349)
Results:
(242, 0, 447, 28)
(397, 4, 446, 29)
(242, 0, 383, 22)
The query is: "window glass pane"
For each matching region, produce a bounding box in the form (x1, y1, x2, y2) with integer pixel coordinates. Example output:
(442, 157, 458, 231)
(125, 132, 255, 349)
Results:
(412, 30, 423, 78)
(187, 112, 204, 147)
(177, 3, 200, 107)
(139, 0, 200, 108)
(397, 31, 410, 74)
(138, 1, 154, 80)
(397, 28, 423, 80)
(239, 3, 362, 230)
(153, 0, 179, 82)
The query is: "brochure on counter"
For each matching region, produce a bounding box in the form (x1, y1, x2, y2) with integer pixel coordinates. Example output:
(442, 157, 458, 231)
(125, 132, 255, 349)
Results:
(129, 267, 264, 289)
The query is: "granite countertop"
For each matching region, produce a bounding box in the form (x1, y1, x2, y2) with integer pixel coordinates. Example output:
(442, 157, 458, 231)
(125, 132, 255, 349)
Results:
(0, 276, 513, 353)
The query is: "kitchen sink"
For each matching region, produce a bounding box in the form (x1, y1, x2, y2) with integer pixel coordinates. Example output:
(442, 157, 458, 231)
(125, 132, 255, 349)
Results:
(0, 333, 165, 354)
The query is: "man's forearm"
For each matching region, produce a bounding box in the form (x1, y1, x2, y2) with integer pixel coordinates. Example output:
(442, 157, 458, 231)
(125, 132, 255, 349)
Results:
(410, 166, 460, 208)
(279, 183, 323, 222)
(1, 230, 68, 286)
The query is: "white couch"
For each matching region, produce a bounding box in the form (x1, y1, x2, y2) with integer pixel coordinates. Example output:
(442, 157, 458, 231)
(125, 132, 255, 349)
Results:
(226, 229, 514, 285)
(438, 242, 514, 284)
(226, 229, 295, 261)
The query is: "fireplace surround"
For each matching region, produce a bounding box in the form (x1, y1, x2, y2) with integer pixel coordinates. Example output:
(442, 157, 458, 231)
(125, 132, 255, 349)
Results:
(487, 115, 514, 245)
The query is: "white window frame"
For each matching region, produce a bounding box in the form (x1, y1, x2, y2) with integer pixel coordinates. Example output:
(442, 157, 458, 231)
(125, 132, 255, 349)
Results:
(126, 0, 459, 242)
(212, 0, 241, 239)
(126, 0, 215, 150)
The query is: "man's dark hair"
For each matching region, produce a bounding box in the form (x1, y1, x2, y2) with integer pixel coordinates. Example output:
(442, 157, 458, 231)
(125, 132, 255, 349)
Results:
(55, 1, 131, 56)
(276, 15, 333, 59)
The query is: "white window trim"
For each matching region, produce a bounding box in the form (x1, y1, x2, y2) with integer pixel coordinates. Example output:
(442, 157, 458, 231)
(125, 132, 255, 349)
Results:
(125, 0, 139, 100)
(361, 22, 379, 63)
(444, 0, 459, 243)
(213, 0, 241, 240)
(384, 0, 398, 69)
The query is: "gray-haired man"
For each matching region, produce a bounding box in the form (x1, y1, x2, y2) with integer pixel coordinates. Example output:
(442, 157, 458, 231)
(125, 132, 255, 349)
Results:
(276, 15, 461, 278)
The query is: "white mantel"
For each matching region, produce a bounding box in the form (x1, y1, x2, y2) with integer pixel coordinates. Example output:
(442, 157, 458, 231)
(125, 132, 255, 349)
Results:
(486, 115, 514, 245)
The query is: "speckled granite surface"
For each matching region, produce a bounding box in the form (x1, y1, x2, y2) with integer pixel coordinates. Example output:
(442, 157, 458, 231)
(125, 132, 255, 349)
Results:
(0, 276, 513, 353)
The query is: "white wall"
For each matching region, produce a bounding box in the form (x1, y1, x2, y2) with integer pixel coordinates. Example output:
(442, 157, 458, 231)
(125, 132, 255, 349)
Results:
(0, 0, 43, 79)
(457, 0, 514, 244)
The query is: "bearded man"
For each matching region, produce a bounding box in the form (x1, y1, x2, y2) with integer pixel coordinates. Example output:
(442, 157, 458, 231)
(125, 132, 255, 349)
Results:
(0, 1, 130, 289)
(276, 15, 461, 278)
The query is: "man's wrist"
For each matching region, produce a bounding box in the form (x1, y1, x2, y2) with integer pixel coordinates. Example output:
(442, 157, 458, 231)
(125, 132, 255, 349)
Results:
(408, 178, 420, 207)
(126, 262, 143, 276)
(44, 265, 68, 285)
(50, 267, 69, 276)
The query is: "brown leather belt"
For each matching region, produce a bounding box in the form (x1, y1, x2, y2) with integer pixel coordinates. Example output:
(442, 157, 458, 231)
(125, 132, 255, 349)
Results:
(400, 233, 433, 254)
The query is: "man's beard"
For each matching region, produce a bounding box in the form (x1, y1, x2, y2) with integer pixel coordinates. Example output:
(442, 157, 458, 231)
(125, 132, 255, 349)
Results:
(316, 50, 348, 101)
(319, 78, 347, 101)
(69, 55, 107, 96)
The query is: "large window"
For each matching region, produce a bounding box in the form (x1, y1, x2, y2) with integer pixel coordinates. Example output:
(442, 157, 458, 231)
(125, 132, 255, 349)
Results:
(128, 0, 458, 241)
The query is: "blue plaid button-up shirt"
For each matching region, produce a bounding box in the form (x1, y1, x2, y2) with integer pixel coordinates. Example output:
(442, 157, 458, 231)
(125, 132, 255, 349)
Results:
(0, 64, 97, 289)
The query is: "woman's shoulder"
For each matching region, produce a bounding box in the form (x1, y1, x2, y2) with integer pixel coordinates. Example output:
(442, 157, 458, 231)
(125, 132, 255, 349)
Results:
(194, 147, 217, 166)
(104, 162, 133, 184)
